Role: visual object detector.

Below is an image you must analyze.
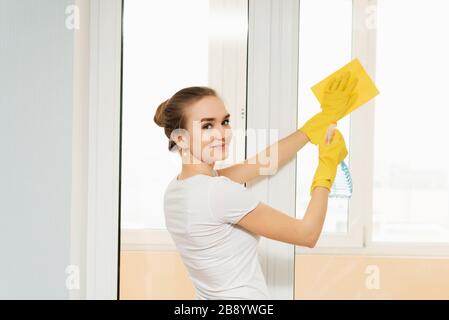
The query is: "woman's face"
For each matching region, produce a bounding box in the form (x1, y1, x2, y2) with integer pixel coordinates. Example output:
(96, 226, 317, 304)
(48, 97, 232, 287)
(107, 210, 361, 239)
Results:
(179, 96, 232, 164)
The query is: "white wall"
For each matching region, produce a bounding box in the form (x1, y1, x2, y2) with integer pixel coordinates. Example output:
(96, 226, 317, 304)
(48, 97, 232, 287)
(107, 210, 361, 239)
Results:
(0, 0, 74, 299)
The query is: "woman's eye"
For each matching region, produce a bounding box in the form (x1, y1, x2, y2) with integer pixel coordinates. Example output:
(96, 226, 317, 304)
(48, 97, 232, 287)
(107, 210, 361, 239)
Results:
(223, 119, 230, 126)
(202, 123, 213, 130)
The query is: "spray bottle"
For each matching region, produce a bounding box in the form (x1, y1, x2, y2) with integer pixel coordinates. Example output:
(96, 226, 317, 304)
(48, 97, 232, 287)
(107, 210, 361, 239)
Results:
(325, 124, 353, 199)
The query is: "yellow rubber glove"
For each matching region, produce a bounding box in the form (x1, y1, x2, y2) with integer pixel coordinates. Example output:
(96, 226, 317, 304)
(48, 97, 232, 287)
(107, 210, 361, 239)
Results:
(299, 71, 358, 145)
(310, 128, 348, 195)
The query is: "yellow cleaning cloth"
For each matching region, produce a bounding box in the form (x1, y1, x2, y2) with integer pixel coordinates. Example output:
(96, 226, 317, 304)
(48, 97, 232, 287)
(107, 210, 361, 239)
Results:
(311, 58, 379, 116)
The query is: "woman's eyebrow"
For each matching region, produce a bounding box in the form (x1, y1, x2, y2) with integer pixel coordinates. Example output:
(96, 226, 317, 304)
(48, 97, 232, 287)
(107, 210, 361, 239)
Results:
(200, 114, 230, 122)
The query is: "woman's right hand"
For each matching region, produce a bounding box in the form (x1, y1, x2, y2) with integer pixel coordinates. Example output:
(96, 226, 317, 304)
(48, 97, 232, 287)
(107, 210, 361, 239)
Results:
(309, 127, 348, 195)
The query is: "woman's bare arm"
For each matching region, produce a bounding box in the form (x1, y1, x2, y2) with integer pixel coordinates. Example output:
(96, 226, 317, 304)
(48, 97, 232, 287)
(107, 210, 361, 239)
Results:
(236, 186, 329, 247)
(217, 129, 310, 184)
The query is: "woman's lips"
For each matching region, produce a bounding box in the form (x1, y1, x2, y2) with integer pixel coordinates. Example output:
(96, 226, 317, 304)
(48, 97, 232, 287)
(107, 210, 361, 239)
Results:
(211, 143, 226, 148)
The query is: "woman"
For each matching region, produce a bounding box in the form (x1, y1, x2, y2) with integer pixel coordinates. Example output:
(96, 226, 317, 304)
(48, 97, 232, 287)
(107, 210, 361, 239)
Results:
(153, 73, 356, 300)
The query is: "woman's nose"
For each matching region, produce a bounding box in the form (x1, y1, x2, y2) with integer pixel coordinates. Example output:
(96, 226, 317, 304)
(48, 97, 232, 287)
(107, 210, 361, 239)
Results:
(215, 125, 227, 140)
(223, 125, 233, 141)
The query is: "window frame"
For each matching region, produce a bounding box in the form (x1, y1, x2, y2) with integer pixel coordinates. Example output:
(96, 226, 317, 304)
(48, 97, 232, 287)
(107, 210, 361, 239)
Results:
(86, 0, 122, 299)
(295, 0, 369, 249)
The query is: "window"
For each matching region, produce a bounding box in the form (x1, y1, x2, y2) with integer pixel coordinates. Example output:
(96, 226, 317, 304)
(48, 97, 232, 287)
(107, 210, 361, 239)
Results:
(296, 0, 449, 253)
(372, 0, 449, 243)
(296, 0, 353, 234)
(121, 0, 248, 233)
(121, 0, 210, 229)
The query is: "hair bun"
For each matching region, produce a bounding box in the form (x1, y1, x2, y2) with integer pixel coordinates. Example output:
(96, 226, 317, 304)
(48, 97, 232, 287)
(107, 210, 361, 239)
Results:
(153, 99, 169, 127)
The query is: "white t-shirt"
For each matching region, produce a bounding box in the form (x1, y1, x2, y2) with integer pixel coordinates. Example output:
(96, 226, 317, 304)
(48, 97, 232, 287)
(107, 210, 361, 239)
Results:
(163, 172, 270, 300)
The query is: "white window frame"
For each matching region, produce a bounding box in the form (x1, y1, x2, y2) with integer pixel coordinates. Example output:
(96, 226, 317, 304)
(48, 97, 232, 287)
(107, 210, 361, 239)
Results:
(85, 0, 122, 299)
(296, 0, 449, 257)
(297, 0, 371, 249)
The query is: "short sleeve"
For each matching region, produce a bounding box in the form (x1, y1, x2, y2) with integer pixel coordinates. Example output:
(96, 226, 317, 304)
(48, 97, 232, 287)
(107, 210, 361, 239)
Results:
(208, 176, 261, 224)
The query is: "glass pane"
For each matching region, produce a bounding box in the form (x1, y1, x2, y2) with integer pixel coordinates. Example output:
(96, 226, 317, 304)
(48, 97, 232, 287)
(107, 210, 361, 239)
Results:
(373, 0, 449, 242)
(296, 0, 353, 233)
(121, 0, 210, 229)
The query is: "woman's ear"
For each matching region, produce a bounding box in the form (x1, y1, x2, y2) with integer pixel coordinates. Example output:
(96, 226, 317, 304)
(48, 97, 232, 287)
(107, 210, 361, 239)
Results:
(171, 128, 190, 150)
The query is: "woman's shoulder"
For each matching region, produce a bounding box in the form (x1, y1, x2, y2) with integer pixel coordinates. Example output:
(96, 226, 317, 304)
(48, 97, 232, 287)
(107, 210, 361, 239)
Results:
(164, 173, 221, 194)
(164, 171, 245, 198)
